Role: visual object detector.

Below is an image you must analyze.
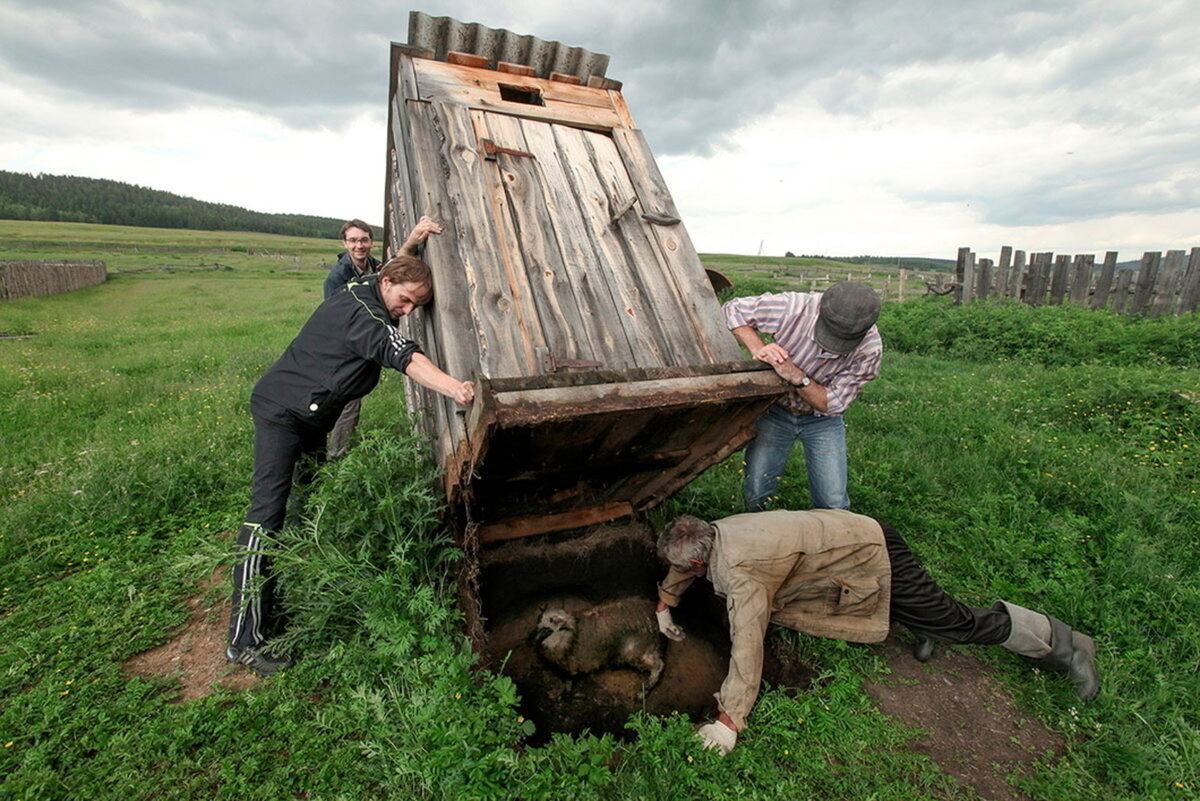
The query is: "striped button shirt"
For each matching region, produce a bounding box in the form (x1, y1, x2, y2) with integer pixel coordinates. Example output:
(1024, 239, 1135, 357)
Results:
(723, 291, 882, 415)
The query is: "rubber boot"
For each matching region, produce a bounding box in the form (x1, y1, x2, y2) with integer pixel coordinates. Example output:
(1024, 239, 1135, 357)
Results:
(996, 601, 1100, 700)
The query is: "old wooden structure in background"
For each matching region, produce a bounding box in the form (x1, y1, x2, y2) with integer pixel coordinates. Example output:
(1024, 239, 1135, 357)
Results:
(384, 13, 782, 544)
(0, 259, 106, 300)
(956, 246, 1200, 316)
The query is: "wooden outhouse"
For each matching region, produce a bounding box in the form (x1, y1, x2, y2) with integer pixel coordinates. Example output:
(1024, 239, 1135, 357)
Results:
(384, 13, 783, 543)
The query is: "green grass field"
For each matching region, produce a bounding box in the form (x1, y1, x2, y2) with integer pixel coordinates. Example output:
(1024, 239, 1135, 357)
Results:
(1, 221, 1198, 800)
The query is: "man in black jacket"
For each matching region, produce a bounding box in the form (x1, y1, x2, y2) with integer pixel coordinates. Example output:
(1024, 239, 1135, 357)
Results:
(227, 255, 473, 675)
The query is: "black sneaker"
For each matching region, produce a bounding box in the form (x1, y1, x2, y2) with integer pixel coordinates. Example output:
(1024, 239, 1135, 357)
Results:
(226, 645, 293, 677)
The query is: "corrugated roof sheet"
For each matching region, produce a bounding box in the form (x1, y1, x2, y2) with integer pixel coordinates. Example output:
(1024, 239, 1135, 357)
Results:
(406, 10, 610, 82)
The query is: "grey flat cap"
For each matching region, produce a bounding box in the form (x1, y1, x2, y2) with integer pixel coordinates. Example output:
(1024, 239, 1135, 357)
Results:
(814, 282, 881, 355)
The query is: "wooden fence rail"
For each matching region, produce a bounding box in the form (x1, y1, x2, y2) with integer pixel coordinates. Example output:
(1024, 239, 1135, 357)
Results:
(752, 266, 953, 303)
(955, 246, 1200, 316)
(0, 260, 108, 300)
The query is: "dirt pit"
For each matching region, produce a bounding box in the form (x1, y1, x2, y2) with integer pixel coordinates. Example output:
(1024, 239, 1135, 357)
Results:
(477, 521, 816, 743)
(122, 567, 261, 701)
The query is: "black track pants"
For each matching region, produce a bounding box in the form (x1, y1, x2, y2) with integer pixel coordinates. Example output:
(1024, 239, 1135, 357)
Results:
(880, 522, 1011, 645)
(228, 412, 326, 649)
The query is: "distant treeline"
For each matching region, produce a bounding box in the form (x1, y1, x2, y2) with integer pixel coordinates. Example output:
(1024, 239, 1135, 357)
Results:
(798, 254, 956, 272)
(0, 171, 353, 239)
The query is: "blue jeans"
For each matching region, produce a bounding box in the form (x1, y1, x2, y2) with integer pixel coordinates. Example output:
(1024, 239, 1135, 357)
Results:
(743, 404, 849, 511)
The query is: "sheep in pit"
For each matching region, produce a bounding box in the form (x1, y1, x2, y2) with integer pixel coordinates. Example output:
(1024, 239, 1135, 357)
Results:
(535, 596, 664, 689)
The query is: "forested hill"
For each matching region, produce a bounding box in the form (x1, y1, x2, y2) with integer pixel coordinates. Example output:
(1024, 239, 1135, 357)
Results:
(0, 170, 351, 238)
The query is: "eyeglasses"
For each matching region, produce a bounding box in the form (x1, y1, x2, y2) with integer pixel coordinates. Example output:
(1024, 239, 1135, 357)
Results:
(344, 237, 372, 245)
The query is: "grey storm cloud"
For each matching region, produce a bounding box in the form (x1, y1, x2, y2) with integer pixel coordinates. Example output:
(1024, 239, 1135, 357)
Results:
(0, 0, 1103, 143)
(2, 0, 1195, 235)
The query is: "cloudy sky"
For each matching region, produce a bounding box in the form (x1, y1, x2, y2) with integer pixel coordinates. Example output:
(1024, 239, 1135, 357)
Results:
(1, 0, 1197, 258)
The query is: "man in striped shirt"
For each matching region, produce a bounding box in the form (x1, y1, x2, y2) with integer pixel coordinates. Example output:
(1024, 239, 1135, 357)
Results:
(723, 281, 882, 510)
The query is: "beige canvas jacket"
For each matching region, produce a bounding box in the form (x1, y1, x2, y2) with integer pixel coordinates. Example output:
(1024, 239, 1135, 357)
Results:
(657, 509, 891, 729)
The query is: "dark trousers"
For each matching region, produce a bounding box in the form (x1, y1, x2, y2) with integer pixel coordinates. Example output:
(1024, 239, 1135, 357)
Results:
(880, 522, 1011, 645)
(228, 412, 327, 649)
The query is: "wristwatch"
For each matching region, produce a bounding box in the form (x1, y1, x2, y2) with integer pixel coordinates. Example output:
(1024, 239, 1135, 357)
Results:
(794, 375, 811, 388)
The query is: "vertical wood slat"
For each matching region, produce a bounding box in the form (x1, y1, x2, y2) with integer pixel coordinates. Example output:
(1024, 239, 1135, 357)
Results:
(1112, 269, 1134, 314)
(978, 258, 994, 299)
(1049, 255, 1071, 305)
(1011, 250, 1027, 300)
(467, 109, 552, 372)
(552, 124, 674, 367)
(1178, 247, 1200, 315)
(956, 247, 975, 304)
(0, 260, 107, 299)
(1069, 254, 1094, 305)
(1150, 249, 1185, 317)
(997, 246, 1013, 298)
(427, 100, 542, 379)
(1131, 252, 1160, 315)
(578, 128, 705, 366)
(1091, 252, 1118, 310)
(1026, 252, 1051, 306)
(611, 127, 741, 362)
(477, 112, 596, 366)
(515, 118, 639, 369)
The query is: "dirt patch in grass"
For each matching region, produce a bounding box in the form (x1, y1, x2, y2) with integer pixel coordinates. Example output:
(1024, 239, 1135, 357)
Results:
(866, 637, 1065, 801)
(122, 567, 261, 701)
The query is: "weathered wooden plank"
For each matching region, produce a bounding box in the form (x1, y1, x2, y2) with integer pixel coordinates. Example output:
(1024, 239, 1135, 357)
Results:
(413, 58, 622, 122)
(516, 118, 639, 369)
(1049, 255, 1071, 305)
(467, 109, 553, 374)
(997, 246, 1013, 297)
(479, 502, 634, 543)
(978, 258, 993, 299)
(1112, 269, 1134, 314)
(1178, 247, 1200, 315)
(1011, 250, 1027, 300)
(610, 128, 741, 362)
(552, 124, 674, 367)
(1026, 252, 1051, 306)
(1069, 254, 1094, 305)
(581, 130, 711, 367)
(632, 397, 772, 509)
(487, 370, 785, 427)
(403, 100, 488, 406)
(1150, 249, 1185, 317)
(1131, 252, 1160, 315)
(474, 112, 599, 367)
(957, 247, 974, 304)
(1092, 252, 1118, 310)
(422, 100, 543, 378)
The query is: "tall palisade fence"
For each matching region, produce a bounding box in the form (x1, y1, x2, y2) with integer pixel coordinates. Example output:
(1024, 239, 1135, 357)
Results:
(0, 260, 107, 300)
(956, 246, 1200, 317)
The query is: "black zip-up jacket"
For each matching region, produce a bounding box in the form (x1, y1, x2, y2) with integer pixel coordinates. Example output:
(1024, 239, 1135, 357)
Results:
(251, 276, 422, 429)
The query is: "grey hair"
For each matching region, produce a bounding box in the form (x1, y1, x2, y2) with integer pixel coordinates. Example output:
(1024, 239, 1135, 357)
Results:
(657, 515, 715, 567)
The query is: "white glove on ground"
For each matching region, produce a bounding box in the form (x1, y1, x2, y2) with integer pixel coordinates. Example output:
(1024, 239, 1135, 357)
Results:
(697, 720, 738, 755)
(656, 607, 685, 641)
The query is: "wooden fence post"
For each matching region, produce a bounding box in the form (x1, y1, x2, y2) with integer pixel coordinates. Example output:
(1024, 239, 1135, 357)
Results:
(897, 268, 908, 302)
(1011, 250, 1027, 300)
(1150, 250, 1185, 317)
(997, 246, 1013, 297)
(1092, 252, 1118, 310)
(1050, 255, 1071, 305)
(1131, 252, 1160, 315)
(1178, 247, 1200, 315)
(1069, 254, 1093, 305)
(978, 258, 994, 299)
(957, 247, 975, 304)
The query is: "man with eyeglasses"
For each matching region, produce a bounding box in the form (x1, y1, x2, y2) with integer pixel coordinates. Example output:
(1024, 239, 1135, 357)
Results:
(323, 217, 443, 458)
(654, 510, 1100, 755)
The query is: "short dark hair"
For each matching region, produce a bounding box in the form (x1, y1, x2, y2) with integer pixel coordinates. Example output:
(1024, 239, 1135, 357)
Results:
(657, 515, 715, 567)
(340, 219, 374, 240)
(379, 254, 432, 290)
